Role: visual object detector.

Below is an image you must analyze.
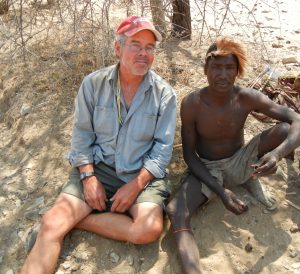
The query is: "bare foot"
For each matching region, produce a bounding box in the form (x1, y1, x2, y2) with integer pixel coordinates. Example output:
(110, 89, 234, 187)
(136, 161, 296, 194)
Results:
(242, 179, 277, 210)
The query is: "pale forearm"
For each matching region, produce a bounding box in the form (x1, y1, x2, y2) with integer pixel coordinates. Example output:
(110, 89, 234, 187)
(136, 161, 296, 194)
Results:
(131, 168, 154, 191)
(78, 163, 94, 173)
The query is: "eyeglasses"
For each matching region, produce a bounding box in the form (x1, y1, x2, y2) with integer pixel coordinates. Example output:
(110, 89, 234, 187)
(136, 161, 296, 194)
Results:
(125, 43, 156, 55)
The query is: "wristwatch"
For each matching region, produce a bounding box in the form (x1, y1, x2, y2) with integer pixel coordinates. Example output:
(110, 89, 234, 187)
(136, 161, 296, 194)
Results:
(80, 171, 95, 181)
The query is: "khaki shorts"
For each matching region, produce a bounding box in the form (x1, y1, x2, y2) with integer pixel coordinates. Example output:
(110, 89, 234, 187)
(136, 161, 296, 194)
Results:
(62, 162, 171, 211)
(184, 134, 261, 199)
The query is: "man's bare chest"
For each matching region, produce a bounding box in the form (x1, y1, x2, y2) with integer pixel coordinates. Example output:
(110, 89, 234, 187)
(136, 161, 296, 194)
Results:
(195, 106, 248, 139)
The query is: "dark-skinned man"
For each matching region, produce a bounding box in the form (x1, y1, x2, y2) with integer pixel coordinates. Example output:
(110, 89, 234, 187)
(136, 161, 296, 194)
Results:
(167, 36, 300, 274)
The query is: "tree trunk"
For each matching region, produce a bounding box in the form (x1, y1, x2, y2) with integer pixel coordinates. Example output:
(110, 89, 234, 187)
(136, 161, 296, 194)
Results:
(171, 0, 191, 39)
(149, 0, 167, 39)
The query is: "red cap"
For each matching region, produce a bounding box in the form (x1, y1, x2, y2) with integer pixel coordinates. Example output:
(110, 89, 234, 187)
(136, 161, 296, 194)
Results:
(115, 16, 162, 42)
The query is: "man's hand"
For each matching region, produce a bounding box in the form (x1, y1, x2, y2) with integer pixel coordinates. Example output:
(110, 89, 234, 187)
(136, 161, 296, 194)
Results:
(251, 152, 278, 179)
(221, 188, 248, 215)
(83, 176, 107, 211)
(110, 180, 141, 213)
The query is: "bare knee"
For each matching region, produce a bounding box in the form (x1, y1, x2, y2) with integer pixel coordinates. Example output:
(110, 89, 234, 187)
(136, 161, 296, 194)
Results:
(129, 222, 163, 244)
(39, 210, 69, 241)
(276, 122, 290, 139)
(166, 199, 177, 218)
(166, 200, 191, 229)
(259, 122, 291, 156)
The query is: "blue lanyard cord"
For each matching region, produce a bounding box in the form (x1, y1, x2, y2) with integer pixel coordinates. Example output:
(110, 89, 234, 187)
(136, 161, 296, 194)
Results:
(116, 73, 124, 126)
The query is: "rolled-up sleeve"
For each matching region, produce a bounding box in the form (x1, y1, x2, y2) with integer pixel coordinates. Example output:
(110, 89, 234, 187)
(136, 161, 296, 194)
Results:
(143, 87, 177, 178)
(69, 77, 99, 167)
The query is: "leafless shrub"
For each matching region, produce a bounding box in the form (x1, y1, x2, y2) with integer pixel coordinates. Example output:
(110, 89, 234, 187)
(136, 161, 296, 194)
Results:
(0, 0, 284, 92)
(0, 0, 10, 15)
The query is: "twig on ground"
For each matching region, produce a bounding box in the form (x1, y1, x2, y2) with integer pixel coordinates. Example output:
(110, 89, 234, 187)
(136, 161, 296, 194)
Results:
(285, 199, 300, 211)
(173, 144, 182, 149)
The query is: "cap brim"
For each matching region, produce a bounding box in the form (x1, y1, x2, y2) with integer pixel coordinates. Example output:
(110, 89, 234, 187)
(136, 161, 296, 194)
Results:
(124, 27, 162, 42)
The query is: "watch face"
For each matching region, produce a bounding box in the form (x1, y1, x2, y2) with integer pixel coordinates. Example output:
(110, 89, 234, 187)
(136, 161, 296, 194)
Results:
(80, 173, 85, 180)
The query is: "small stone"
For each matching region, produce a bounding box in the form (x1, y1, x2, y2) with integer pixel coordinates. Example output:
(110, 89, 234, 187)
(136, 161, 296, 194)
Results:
(18, 230, 24, 239)
(170, 163, 176, 169)
(109, 252, 120, 263)
(35, 196, 45, 205)
(127, 255, 134, 266)
(62, 261, 71, 269)
(74, 251, 89, 261)
(289, 249, 297, 258)
(5, 270, 14, 274)
(282, 56, 298, 64)
(20, 104, 31, 116)
(0, 196, 6, 204)
(272, 43, 283, 48)
(15, 199, 21, 207)
(290, 223, 300, 233)
(291, 262, 300, 269)
(71, 263, 80, 271)
(0, 256, 3, 264)
(245, 243, 253, 253)
(8, 194, 16, 200)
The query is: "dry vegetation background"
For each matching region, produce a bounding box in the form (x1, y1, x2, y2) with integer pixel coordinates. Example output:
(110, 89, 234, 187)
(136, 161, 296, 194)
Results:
(0, 0, 300, 273)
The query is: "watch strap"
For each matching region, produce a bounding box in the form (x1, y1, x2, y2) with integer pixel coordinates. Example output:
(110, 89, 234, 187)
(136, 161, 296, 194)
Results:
(80, 171, 95, 181)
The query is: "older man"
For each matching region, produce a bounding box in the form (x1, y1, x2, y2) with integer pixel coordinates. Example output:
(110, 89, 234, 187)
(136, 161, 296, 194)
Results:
(167, 37, 300, 274)
(21, 16, 176, 274)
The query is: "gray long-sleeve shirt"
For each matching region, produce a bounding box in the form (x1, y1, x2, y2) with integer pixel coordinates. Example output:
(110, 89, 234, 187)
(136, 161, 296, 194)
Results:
(69, 64, 177, 183)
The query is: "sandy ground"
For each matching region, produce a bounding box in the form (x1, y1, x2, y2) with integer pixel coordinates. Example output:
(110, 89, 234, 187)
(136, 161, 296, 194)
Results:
(0, 0, 300, 273)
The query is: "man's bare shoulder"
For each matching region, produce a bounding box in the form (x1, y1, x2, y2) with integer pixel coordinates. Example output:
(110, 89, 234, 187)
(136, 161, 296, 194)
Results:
(235, 85, 270, 108)
(181, 87, 207, 107)
(236, 85, 261, 97)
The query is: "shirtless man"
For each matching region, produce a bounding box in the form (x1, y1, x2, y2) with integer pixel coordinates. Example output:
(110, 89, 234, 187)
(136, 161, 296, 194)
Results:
(167, 37, 300, 274)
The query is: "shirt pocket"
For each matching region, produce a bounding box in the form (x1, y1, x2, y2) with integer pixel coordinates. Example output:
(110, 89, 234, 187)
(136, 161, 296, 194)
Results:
(93, 106, 116, 142)
(133, 114, 157, 142)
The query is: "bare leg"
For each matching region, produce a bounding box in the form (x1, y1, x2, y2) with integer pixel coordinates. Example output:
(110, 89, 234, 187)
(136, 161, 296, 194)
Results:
(257, 122, 290, 158)
(76, 202, 164, 244)
(21, 194, 92, 274)
(243, 123, 290, 209)
(166, 173, 208, 274)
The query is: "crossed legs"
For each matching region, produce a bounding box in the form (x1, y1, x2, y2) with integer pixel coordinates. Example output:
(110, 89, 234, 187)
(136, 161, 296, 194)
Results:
(21, 194, 164, 274)
(76, 201, 164, 244)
